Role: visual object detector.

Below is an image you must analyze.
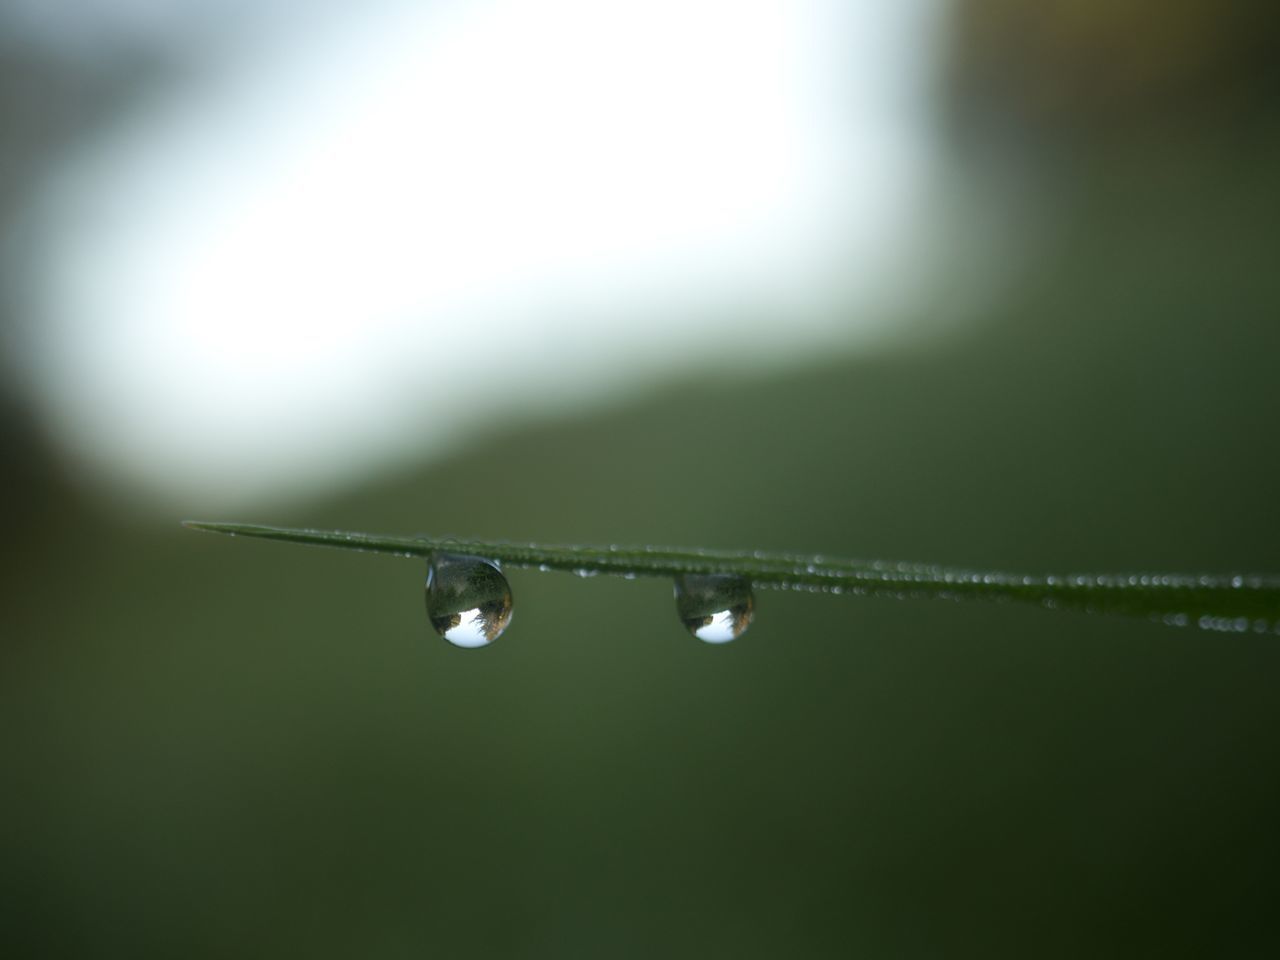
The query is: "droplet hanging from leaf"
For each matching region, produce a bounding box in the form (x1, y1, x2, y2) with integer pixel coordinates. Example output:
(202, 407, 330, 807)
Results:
(674, 573, 754, 643)
(425, 553, 513, 648)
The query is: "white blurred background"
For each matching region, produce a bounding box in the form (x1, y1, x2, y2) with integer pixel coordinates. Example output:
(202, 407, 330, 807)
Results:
(1, 0, 988, 509)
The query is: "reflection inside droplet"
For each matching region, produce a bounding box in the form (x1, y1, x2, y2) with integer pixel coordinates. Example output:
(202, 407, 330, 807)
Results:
(674, 573, 754, 643)
(425, 553, 513, 648)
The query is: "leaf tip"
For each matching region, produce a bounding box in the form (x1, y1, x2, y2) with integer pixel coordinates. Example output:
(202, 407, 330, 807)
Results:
(182, 520, 234, 535)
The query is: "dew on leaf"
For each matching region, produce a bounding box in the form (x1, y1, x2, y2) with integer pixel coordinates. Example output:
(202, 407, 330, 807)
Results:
(674, 573, 754, 644)
(425, 553, 513, 649)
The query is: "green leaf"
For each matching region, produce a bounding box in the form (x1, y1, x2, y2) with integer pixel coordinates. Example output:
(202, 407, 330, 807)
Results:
(183, 521, 1280, 632)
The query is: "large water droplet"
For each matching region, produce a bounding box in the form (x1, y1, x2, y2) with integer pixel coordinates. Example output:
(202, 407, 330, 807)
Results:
(426, 553, 513, 648)
(674, 573, 754, 643)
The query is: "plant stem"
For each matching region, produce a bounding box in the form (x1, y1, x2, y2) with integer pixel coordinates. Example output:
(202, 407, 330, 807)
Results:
(183, 521, 1280, 631)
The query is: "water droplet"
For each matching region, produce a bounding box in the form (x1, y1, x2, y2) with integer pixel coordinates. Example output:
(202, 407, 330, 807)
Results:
(425, 553, 513, 649)
(673, 573, 754, 644)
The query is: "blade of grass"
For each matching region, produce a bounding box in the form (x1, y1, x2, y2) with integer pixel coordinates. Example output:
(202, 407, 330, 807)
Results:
(183, 521, 1280, 632)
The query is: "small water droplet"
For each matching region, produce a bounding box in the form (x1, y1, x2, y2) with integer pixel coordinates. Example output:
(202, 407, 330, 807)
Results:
(673, 573, 754, 644)
(425, 553, 513, 649)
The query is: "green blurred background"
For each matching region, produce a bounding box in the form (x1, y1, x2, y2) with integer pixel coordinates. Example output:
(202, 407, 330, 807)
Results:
(3, 2, 1280, 956)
